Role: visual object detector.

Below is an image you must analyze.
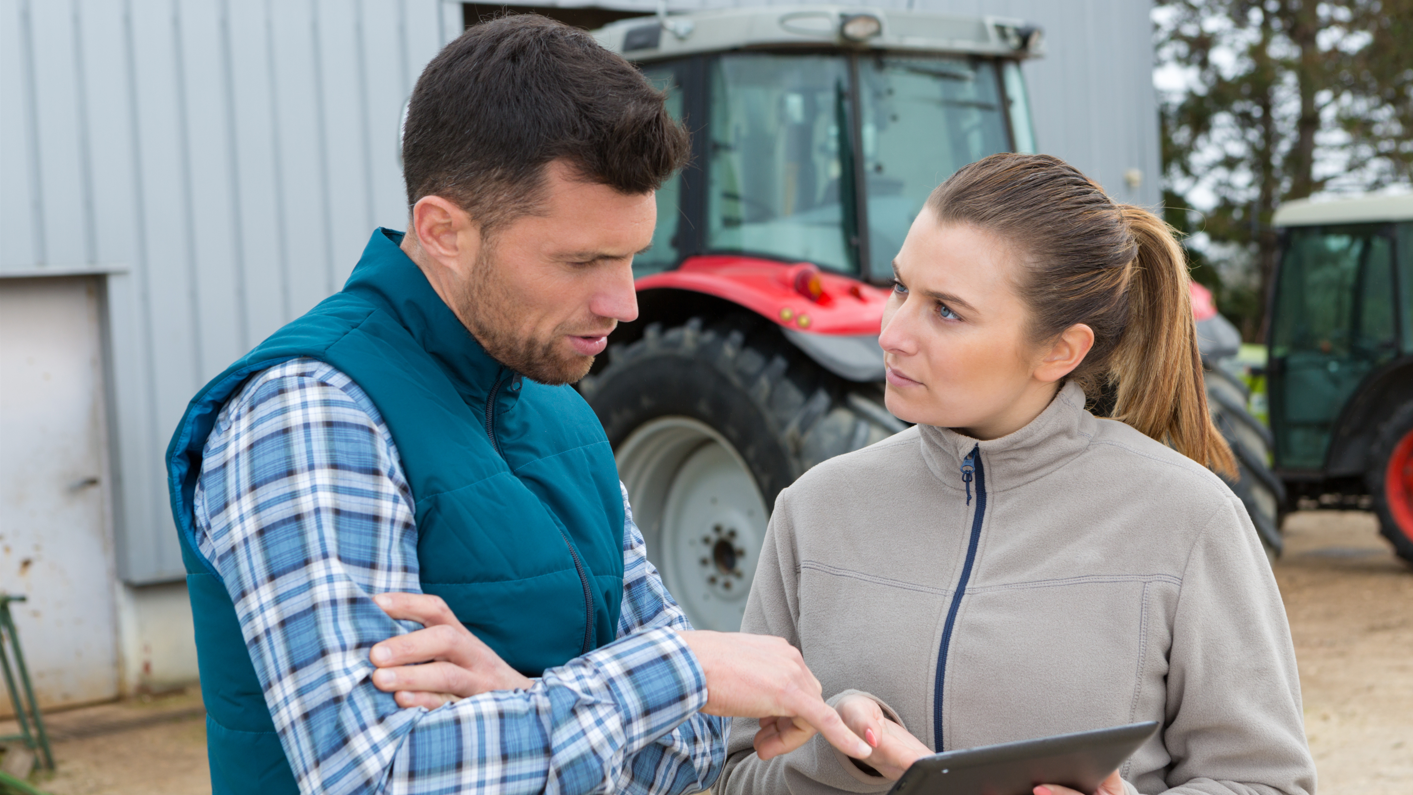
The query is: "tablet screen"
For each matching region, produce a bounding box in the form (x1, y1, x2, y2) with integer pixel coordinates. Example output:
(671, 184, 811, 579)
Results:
(887, 721, 1160, 795)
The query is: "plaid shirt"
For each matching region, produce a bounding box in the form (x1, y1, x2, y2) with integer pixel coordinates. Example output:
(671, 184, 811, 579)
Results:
(192, 357, 726, 795)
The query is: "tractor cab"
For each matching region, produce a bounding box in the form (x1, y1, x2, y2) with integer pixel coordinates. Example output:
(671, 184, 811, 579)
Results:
(1269, 195, 1413, 561)
(596, 6, 1041, 286)
(579, 6, 1280, 631)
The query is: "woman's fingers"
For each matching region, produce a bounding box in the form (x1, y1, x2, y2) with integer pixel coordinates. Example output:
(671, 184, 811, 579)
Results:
(1035, 770, 1125, 795)
(835, 695, 885, 749)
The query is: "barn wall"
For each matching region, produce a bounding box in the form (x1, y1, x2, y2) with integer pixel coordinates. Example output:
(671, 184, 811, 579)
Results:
(1, 0, 461, 586)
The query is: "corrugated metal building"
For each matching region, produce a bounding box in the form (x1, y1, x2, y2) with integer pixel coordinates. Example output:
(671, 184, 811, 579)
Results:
(1, 0, 1158, 710)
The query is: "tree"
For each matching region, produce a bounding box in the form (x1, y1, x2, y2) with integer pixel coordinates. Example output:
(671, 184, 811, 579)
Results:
(1156, 0, 1413, 340)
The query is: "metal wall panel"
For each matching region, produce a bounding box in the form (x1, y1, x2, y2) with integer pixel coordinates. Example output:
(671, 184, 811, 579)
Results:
(2, 0, 457, 583)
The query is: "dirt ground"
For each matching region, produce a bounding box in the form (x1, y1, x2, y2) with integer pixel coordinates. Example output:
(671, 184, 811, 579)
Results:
(5, 510, 1410, 795)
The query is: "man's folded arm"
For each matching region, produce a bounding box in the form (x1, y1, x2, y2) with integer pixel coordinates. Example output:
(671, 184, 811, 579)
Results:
(192, 360, 720, 795)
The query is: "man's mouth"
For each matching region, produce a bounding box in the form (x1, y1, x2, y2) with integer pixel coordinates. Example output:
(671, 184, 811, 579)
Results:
(568, 334, 609, 356)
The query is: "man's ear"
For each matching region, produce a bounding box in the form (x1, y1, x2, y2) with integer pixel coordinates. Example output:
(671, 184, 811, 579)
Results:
(1033, 323, 1095, 384)
(410, 196, 481, 277)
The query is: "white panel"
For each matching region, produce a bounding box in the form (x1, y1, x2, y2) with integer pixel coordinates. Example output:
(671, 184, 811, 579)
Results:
(271, 0, 337, 315)
(178, 0, 245, 380)
(362, 0, 414, 230)
(227, 0, 291, 345)
(0, 0, 39, 271)
(78, 0, 138, 268)
(128, 0, 203, 444)
(316, 0, 375, 285)
(0, 277, 120, 711)
(28, 0, 88, 267)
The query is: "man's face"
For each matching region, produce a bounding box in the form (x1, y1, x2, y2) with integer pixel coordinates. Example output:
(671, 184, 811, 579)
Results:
(451, 162, 655, 385)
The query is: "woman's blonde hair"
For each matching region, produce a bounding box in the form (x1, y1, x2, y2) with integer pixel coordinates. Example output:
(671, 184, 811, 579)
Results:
(926, 153, 1237, 477)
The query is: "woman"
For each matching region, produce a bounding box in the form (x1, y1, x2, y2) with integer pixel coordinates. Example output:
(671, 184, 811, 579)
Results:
(718, 154, 1315, 795)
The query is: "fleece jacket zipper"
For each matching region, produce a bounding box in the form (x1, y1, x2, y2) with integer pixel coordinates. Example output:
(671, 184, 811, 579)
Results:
(485, 371, 595, 654)
(933, 444, 986, 750)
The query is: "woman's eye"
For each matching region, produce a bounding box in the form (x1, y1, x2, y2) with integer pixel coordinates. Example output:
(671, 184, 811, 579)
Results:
(891, 280, 907, 295)
(937, 303, 959, 321)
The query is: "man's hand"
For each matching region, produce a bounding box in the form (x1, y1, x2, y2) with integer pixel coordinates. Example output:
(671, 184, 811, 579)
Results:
(368, 592, 532, 709)
(677, 630, 873, 762)
(834, 693, 931, 780)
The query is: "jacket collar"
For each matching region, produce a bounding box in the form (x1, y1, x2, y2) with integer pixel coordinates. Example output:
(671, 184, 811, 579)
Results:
(342, 228, 520, 408)
(917, 380, 1096, 494)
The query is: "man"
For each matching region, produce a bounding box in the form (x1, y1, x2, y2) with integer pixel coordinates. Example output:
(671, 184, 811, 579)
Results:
(165, 15, 871, 795)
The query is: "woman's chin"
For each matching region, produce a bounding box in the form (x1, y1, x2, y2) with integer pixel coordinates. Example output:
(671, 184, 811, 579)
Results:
(883, 387, 926, 426)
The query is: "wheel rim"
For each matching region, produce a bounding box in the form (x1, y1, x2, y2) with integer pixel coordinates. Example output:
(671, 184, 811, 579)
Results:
(616, 417, 768, 632)
(1387, 428, 1413, 540)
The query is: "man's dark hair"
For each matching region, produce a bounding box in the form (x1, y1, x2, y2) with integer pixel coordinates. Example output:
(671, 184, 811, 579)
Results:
(401, 14, 690, 231)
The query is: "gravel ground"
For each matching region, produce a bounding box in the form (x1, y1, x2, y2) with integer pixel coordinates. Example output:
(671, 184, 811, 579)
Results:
(7, 510, 1410, 795)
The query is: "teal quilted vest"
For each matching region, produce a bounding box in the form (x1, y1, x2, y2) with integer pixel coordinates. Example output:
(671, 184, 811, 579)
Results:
(165, 228, 626, 795)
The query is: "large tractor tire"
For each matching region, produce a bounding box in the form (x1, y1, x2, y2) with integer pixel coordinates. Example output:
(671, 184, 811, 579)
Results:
(579, 316, 905, 631)
(1367, 401, 1413, 565)
(1204, 365, 1286, 560)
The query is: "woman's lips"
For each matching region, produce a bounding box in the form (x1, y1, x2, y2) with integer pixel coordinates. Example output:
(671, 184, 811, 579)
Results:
(569, 335, 608, 356)
(885, 365, 922, 387)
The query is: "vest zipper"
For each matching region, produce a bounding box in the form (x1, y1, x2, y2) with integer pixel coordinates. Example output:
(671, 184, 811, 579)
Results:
(484, 370, 510, 458)
(484, 370, 595, 655)
(933, 444, 986, 751)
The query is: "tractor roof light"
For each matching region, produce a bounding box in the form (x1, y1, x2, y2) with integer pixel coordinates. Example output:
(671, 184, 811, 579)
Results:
(840, 13, 883, 43)
(997, 23, 1045, 57)
(789, 264, 825, 302)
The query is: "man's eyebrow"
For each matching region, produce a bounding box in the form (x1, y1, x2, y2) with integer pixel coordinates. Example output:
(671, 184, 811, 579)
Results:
(556, 246, 651, 261)
(891, 259, 977, 314)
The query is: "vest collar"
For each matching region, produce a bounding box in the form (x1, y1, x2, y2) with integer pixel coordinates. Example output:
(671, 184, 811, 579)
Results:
(917, 380, 1096, 494)
(344, 228, 521, 408)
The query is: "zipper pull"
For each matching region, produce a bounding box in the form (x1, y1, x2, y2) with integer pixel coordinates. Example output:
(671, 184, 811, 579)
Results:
(960, 451, 975, 506)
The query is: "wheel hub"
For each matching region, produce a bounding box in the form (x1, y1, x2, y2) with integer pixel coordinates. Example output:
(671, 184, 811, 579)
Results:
(615, 417, 768, 631)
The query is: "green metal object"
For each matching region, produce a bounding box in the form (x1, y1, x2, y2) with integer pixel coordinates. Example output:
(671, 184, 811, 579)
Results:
(0, 595, 53, 772)
(0, 768, 52, 795)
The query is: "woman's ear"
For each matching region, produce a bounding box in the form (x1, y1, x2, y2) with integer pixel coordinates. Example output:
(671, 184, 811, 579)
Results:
(1034, 323, 1095, 384)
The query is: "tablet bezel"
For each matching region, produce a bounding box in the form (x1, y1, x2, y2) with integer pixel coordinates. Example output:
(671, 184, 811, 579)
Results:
(887, 721, 1160, 795)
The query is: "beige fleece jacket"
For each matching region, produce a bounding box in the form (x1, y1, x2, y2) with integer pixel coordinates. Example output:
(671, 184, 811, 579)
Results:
(719, 382, 1315, 795)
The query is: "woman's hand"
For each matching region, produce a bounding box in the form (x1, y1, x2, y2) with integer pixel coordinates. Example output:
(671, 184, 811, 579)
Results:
(834, 693, 932, 780)
(1034, 771, 1126, 795)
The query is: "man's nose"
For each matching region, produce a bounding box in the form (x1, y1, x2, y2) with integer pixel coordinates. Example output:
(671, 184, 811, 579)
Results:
(591, 262, 639, 324)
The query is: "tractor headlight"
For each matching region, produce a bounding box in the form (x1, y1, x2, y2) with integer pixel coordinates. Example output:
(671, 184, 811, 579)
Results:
(840, 13, 883, 43)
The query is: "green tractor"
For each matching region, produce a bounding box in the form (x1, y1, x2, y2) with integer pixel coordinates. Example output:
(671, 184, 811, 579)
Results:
(570, 5, 1283, 631)
(1269, 194, 1413, 563)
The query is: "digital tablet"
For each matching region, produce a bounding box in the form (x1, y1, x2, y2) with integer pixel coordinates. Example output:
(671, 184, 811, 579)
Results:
(887, 721, 1160, 795)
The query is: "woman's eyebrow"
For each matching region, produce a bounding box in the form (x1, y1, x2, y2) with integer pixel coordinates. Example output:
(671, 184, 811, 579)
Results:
(892, 260, 978, 314)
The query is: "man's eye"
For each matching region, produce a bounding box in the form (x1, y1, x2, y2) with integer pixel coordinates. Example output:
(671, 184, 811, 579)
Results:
(937, 303, 959, 321)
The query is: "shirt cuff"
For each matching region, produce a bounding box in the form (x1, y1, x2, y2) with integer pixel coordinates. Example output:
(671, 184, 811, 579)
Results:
(582, 626, 709, 753)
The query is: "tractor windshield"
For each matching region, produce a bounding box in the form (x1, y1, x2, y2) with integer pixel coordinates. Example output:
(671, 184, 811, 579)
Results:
(633, 50, 1028, 278)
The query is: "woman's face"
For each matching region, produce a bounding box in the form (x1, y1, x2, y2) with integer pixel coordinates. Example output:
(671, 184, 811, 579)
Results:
(879, 211, 1064, 440)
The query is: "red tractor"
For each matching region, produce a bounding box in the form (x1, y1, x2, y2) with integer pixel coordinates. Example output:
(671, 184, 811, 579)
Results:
(577, 6, 1280, 631)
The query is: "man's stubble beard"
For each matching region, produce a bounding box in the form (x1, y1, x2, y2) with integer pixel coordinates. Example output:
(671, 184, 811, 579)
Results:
(454, 246, 597, 386)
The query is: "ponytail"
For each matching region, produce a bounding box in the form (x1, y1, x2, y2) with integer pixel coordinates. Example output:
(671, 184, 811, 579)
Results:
(1112, 207, 1237, 478)
(927, 154, 1237, 478)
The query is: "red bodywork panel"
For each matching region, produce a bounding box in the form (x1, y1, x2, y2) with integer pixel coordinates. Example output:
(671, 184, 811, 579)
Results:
(635, 255, 891, 336)
(637, 255, 1218, 334)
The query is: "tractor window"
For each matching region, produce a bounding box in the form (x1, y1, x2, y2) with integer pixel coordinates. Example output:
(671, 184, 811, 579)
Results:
(1272, 225, 1398, 469)
(858, 56, 1012, 275)
(706, 54, 856, 274)
(1401, 221, 1413, 352)
(636, 62, 685, 276)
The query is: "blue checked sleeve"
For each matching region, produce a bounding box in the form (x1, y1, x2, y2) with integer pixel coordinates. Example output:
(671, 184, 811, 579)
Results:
(192, 358, 725, 795)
